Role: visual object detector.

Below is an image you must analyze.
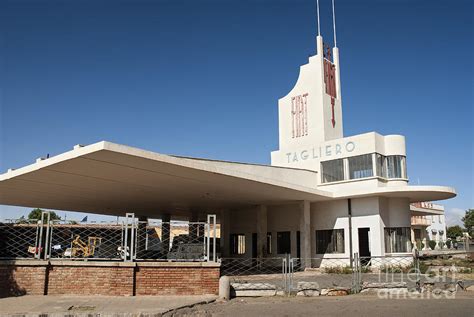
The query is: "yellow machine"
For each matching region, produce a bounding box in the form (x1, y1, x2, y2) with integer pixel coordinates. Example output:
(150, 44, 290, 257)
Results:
(70, 235, 102, 257)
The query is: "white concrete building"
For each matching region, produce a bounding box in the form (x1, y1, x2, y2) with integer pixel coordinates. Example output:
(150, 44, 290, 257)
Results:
(410, 202, 447, 250)
(0, 34, 455, 267)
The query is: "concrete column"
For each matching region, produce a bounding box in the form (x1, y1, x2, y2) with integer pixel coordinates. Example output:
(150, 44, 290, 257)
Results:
(257, 205, 268, 258)
(220, 210, 230, 257)
(162, 213, 171, 254)
(299, 201, 311, 269)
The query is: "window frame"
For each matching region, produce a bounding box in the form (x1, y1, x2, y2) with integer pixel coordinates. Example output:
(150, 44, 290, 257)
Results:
(315, 229, 345, 254)
(384, 227, 411, 253)
(321, 159, 345, 183)
(347, 154, 374, 180)
(230, 233, 246, 255)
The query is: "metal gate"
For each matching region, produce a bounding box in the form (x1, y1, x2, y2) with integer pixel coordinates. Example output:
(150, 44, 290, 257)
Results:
(221, 255, 359, 296)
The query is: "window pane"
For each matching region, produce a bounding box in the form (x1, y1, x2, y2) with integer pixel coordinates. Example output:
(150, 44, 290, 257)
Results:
(230, 234, 246, 255)
(316, 229, 344, 253)
(348, 154, 373, 179)
(376, 154, 386, 177)
(384, 227, 411, 253)
(321, 159, 344, 183)
(277, 231, 291, 254)
(387, 156, 405, 179)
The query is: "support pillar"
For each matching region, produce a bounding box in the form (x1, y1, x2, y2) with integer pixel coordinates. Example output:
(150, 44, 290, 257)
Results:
(299, 201, 311, 269)
(257, 205, 268, 258)
(220, 210, 230, 257)
(162, 214, 171, 254)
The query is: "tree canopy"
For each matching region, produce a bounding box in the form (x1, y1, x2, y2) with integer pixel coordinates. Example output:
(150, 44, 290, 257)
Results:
(446, 225, 464, 239)
(27, 208, 61, 221)
(462, 209, 473, 236)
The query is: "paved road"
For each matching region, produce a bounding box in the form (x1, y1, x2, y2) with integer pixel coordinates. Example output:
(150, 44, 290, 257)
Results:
(166, 292, 474, 317)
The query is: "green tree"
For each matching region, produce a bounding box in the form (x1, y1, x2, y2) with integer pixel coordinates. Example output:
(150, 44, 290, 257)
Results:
(27, 208, 61, 221)
(447, 225, 463, 239)
(462, 209, 473, 236)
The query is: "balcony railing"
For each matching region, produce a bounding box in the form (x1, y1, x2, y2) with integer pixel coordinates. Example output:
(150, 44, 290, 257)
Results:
(411, 216, 431, 226)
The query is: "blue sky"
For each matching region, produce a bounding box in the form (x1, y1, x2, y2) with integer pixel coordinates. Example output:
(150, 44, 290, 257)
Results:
(0, 0, 472, 224)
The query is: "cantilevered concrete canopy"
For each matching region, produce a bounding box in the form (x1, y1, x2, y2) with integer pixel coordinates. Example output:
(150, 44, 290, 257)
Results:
(0, 141, 455, 218)
(0, 142, 333, 217)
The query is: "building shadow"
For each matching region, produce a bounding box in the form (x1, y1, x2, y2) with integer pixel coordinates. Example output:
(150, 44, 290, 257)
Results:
(0, 266, 26, 298)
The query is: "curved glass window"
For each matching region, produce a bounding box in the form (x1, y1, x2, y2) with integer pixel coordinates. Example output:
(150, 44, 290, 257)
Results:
(376, 154, 407, 179)
(376, 154, 386, 177)
(386, 155, 406, 179)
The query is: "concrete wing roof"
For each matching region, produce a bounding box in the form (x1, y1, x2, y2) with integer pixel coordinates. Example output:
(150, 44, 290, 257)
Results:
(0, 141, 333, 218)
(332, 185, 456, 203)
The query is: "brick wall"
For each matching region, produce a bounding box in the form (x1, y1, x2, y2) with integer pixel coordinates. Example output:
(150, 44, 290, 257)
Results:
(0, 263, 46, 297)
(0, 261, 220, 297)
(135, 266, 220, 295)
(47, 265, 134, 296)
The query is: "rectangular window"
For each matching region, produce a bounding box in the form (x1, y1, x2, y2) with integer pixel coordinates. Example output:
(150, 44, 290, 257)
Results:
(267, 232, 272, 254)
(348, 154, 373, 179)
(230, 234, 246, 255)
(321, 159, 344, 183)
(384, 227, 411, 253)
(316, 229, 345, 254)
(277, 231, 291, 254)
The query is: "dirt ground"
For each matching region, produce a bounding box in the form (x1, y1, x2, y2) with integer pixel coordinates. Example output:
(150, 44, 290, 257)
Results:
(164, 292, 474, 317)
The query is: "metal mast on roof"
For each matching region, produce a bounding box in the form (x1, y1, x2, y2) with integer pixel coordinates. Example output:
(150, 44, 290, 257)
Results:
(317, 0, 321, 36)
(332, 0, 337, 47)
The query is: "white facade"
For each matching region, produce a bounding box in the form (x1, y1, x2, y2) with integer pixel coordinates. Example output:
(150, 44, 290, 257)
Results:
(427, 214, 447, 242)
(224, 34, 453, 265)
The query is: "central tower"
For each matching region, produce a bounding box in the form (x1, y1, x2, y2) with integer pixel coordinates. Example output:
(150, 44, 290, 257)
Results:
(277, 36, 343, 152)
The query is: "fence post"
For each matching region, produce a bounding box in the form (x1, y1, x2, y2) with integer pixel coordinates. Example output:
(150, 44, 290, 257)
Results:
(414, 250, 421, 292)
(289, 257, 294, 294)
(34, 219, 42, 260)
(205, 214, 217, 262)
(124, 213, 135, 262)
(282, 257, 287, 294)
(352, 252, 360, 293)
(42, 212, 51, 260)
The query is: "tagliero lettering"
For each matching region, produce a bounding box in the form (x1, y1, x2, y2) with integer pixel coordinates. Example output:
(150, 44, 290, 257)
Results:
(285, 141, 355, 163)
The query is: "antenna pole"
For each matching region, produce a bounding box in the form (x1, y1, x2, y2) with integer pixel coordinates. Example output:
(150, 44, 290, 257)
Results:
(332, 0, 337, 47)
(317, 0, 321, 36)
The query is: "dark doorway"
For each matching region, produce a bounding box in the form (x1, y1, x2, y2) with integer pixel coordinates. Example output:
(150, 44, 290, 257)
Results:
(358, 228, 371, 265)
(296, 231, 301, 258)
(252, 233, 257, 258)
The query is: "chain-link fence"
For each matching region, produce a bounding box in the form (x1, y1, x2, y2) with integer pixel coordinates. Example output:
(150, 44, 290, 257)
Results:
(221, 257, 287, 295)
(220, 256, 356, 296)
(0, 212, 218, 262)
(291, 257, 355, 293)
(48, 221, 124, 260)
(352, 254, 418, 293)
(132, 221, 214, 261)
(0, 220, 42, 259)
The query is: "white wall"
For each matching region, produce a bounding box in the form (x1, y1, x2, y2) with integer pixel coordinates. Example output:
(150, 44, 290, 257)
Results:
(226, 196, 413, 260)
